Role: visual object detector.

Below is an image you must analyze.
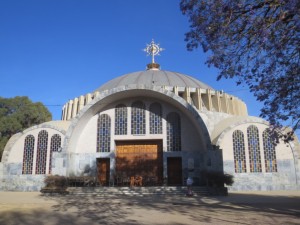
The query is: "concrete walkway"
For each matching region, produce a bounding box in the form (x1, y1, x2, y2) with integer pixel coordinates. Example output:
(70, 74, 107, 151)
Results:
(0, 191, 300, 225)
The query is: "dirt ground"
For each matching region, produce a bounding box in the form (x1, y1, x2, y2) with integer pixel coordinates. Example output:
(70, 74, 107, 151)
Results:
(0, 191, 300, 225)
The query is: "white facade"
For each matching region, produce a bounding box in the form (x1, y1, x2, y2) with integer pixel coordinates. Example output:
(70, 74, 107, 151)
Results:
(0, 68, 299, 191)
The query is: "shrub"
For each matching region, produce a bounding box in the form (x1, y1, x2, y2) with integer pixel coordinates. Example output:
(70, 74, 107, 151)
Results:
(201, 170, 234, 187)
(44, 175, 67, 188)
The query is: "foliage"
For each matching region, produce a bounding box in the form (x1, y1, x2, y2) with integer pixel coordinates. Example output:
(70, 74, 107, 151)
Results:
(0, 96, 52, 161)
(180, 0, 300, 141)
(41, 175, 69, 194)
(202, 170, 234, 187)
(44, 175, 68, 188)
(44, 175, 98, 188)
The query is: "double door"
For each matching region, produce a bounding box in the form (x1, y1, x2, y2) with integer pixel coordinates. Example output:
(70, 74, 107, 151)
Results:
(116, 140, 163, 185)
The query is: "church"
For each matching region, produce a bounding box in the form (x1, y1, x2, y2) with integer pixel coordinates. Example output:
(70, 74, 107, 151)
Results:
(1, 41, 299, 191)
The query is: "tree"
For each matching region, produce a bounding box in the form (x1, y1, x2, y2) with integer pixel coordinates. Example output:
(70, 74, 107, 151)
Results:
(0, 96, 52, 161)
(180, 0, 300, 141)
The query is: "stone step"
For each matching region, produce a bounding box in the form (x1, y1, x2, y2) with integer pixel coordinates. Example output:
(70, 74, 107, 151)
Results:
(67, 186, 209, 196)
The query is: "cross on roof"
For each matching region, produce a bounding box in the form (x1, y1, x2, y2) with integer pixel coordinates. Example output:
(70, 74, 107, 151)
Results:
(143, 39, 164, 64)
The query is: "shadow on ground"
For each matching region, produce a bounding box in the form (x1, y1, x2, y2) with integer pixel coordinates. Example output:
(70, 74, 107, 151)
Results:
(0, 192, 300, 225)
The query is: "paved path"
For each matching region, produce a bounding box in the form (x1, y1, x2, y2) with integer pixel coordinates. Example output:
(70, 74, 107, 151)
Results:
(0, 191, 300, 225)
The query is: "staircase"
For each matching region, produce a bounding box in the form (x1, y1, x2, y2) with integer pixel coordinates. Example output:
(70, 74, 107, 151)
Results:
(67, 186, 209, 197)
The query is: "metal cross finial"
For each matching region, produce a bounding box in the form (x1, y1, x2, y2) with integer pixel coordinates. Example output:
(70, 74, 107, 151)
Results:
(143, 39, 164, 63)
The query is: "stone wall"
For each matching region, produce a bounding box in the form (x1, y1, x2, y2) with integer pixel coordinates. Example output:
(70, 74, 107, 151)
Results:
(51, 152, 68, 176)
(1, 174, 45, 191)
(0, 162, 45, 191)
(67, 152, 100, 177)
(224, 159, 299, 191)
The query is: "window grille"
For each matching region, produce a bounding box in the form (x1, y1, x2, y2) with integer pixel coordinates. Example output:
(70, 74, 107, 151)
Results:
(131, 101, 146, 135)
(149, 103, 162, 134)
(49, 134, 61, 174)
(263, 130, 277, 172)
(97, 114, 111, 152)
(115, 104, 127, 135)
(247, 125, 262, 172)
(36, 130, 48, 174)
(22, 135, 35, 174)
(232, 130, 246, 173)
(167, 112, 181, 151)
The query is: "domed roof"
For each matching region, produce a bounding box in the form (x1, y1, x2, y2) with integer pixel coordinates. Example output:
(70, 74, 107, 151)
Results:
(96, 70, 213, 92)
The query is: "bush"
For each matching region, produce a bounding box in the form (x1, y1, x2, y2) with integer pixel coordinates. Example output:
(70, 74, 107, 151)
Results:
(44, 175, 67, 188)
(202, 170, 234, 187)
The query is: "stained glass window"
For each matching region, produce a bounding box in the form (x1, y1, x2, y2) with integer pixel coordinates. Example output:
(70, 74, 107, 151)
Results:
(247, 125, 262, 172)
(115, 104, 127, 135)
(263, 130, 277, 172)
(149, 103, 162, 134)
(167, 112, 181, 151)
(22, 135, 35, 174)
(131, 101, 145, 135)
(49, 134, 61, 174)
(97, 114, 111, 152)
(36, 130, 48, 174)
(232, 130, 246, 173)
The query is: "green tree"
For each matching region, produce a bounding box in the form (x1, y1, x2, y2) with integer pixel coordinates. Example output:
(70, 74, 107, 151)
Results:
(180, 0, 300, 141)
(0, 96, 52, 160)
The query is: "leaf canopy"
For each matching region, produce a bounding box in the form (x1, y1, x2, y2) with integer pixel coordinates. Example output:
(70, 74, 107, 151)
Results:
(0, 96, 52, 160)
(180, 0, 300, 140)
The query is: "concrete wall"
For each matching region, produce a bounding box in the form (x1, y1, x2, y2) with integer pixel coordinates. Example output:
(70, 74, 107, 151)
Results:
(62, 86, 248, 120)
(72, 97, 205, 154)
(66, 97, 209, 181)
(0, 124, 66, 191)
(1, 162, 45, 191)
(4, 128, 65, 174)
(217, 122, 300, 190)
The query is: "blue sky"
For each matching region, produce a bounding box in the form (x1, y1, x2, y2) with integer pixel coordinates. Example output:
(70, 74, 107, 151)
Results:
(0, 0, 262, 121)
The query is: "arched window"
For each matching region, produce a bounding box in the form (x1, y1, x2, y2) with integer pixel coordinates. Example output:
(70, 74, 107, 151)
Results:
(131, 101, 145, 135)
(232, 130, 246, 173)
(149, 103, 162, 134)
(263, 130, 277, 172)
(247, 125, 262, 172)
(115, 104, 127, 135)
(22, 135, 35, 174)
(36, 130, 48, 174)
(167, 112, 181, 151)
(49, 134, 61, 174)
(97, 114, 111, 152)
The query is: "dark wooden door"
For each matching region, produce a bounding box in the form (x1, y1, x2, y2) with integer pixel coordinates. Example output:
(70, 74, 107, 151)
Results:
(116, 140, 163, 185)
(167, 157, 182, 186)
(97, 158, 110, 186)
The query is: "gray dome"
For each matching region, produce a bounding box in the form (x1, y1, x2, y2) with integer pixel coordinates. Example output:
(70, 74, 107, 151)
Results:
(96, 70, 213, 92)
